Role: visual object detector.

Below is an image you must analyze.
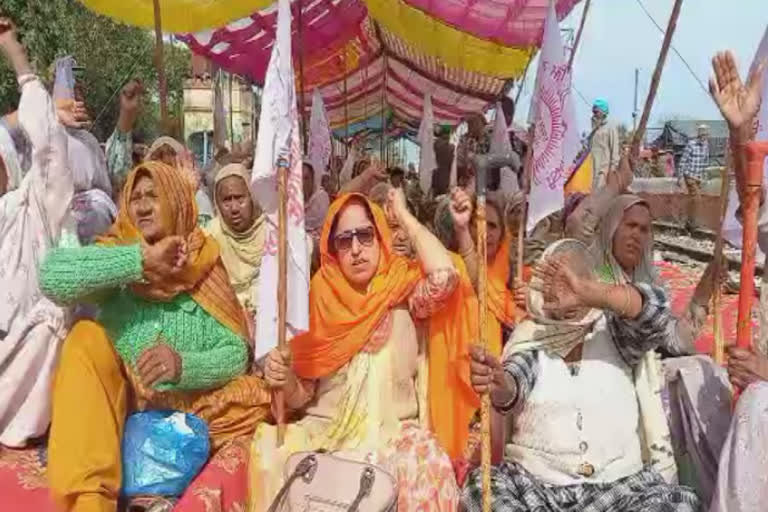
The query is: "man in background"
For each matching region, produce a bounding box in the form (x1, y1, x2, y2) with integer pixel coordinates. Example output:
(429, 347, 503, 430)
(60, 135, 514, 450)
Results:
(589, 98, 620, 190)
(678, 124, 710, 232)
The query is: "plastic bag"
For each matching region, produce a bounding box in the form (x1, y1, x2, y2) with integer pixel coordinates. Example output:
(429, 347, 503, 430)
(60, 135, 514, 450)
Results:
(121, 410, 210, 497)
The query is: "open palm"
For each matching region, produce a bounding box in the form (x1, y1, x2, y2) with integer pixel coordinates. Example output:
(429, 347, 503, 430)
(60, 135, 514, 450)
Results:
(535, 257, 587, 312)
(709, 51, 764, 130)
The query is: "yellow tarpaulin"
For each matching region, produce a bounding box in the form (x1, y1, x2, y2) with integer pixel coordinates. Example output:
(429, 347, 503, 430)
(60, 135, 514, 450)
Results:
(76, 0, 270, 33)
(363, 0, 535, 78)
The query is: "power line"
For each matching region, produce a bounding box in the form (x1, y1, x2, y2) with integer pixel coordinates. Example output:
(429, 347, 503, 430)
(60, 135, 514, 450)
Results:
(634, 0, 710, 96)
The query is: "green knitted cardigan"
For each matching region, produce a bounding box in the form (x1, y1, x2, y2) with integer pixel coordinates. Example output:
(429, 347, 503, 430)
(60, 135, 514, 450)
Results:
(40, 244, 248, 391)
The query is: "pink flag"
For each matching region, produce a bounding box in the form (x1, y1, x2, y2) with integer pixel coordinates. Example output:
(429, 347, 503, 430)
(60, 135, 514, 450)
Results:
(308, 88, 331, 186)
(418, 93, 437, 194)
(250, 0, 309, 359)
(526, 2, 580, 233)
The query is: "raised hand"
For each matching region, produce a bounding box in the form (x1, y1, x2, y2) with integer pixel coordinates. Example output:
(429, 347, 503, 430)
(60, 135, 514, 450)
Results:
(142, 235, 187, 281)
(386, 185, 409, 223)
(56, 99, 91, 130)
(0, 17, 19, 50)
(137, 343, 182, 388)
(709, 51, 764, 130)
(533, 256, 591, 314)
(0, 17, 31, 77)
(449, 186, 473, 231)
(364, 159, 389, 182)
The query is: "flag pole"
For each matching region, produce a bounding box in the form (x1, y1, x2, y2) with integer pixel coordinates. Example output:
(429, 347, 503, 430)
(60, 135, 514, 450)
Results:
(343, 50, 349, 157)
(516, 126, 534, 282)
(152, 0, 169, 131)
(630, 0, 684, 156)
(567, 0, 592, 71)
(380, 55, 387, 162)
(275, 157, 289, 446)
(711, 164, 730, 365)
(473, 155, 492, 512)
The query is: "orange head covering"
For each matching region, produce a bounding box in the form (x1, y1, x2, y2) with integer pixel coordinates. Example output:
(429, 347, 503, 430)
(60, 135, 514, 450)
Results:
(99, 161, 247, 339)
(291, 193, 479, 459)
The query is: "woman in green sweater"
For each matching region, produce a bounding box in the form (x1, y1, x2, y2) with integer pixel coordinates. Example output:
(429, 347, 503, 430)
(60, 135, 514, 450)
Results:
(42, 161, 271, 512)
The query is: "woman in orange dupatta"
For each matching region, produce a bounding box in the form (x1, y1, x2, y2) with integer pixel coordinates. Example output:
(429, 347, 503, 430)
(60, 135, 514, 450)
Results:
(248, 190, 476, 512)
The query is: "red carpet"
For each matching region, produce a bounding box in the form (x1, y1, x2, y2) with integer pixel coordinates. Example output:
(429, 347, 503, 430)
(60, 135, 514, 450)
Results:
(0, 262, 754, 511)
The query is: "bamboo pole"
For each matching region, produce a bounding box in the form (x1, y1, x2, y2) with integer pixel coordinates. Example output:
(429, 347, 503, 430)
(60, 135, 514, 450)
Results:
(297, 0, 308, 153)
(474, 161, 491, 512)
(343, 50, 349, 157)
(737, 142, 768, 354)
(152, 0, 169, 131)
(630, 0, 684, 156)
(711, 165, 730, 365)
(380, 55, 387, 162)
(275, 157, 289, 446)
(567, 0, 592, 71)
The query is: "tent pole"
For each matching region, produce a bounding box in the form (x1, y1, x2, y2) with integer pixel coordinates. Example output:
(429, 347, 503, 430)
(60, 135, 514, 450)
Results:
(297, 0, 308, 153)
(152, 0, 169, 132)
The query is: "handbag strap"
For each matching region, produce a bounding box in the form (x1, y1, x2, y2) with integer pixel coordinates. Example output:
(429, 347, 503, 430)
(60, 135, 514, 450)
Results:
(267, 454, 318, 512)
(347, 466, 375, 512)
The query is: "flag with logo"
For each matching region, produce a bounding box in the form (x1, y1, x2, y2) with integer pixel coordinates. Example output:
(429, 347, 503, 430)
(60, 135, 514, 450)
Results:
(250, 0, 309, 359)
(526, 2, 580, 233)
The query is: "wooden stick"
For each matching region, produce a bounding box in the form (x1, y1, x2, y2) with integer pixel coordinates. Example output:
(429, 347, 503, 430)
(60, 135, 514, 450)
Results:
(275, 158, 289, 446)
(474, 166, 491, 512)
(630, 0, 684, 157)
(344, 49, 349, 158)
(712, 165, 730, 365)
(152, 0, 168, 131)
(567, 0, 592, 71)
(516, 126, 535, 281)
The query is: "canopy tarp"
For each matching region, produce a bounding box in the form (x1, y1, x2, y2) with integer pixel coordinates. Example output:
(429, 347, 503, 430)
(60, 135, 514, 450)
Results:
(180, 0, 582, 134)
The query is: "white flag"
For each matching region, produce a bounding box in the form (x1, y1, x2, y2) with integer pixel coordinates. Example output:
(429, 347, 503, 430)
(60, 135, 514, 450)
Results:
(526, 2, 580, 233)
(722, 26, 768, 258)
(418, 93, 437, 194)
(490, 101, 520, 194)
(250, 0, 310, 359)
(308, 88, 331, 188)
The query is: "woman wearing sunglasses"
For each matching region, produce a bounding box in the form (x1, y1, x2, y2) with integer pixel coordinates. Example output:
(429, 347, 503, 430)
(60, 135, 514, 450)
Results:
(250, 188, 479, 511)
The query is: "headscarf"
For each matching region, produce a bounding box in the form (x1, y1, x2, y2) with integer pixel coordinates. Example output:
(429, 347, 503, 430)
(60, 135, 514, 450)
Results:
(593, 98, 610, 115)
(592, 194, 656, 286)
(207, 163, 266, 310)
(71, 188, 117, 244)
(146, 136, 186, 161)
(98, 161, 247, 338)
(0, 123, 22, 191)
(67, 129, 112, 195)
(291, 193, 479, 458)
(508, 239, 602, 357)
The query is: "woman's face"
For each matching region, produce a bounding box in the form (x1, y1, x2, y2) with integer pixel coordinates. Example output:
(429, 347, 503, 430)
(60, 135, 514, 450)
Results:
(332, 201, 380, 292)
(388, 216, 414, 258)
(150, 145, 177, 167)
(128, 174, 166, 243)
(471, 203, 504, 261)
(612, 204, 652, 274)
(216, 175, 255, 233)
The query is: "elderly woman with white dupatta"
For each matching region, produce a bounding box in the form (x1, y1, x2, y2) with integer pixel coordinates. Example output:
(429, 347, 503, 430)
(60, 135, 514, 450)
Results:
(465, 236, 701, 511)
(206, 163, 266, 324)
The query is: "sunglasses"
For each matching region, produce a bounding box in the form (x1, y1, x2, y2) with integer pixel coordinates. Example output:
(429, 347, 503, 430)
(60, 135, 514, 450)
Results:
(333, 226, 376, 252)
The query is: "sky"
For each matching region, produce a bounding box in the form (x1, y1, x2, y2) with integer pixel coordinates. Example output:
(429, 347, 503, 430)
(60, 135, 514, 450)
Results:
(514, 0, 768, 134)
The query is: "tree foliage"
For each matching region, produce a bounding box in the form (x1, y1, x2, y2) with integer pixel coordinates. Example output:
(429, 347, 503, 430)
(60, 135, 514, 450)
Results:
(0, 0, 189, 141)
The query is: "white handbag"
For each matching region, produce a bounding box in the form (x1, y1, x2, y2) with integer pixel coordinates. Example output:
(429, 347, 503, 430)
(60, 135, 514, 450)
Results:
(267, 451, 398, 512)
